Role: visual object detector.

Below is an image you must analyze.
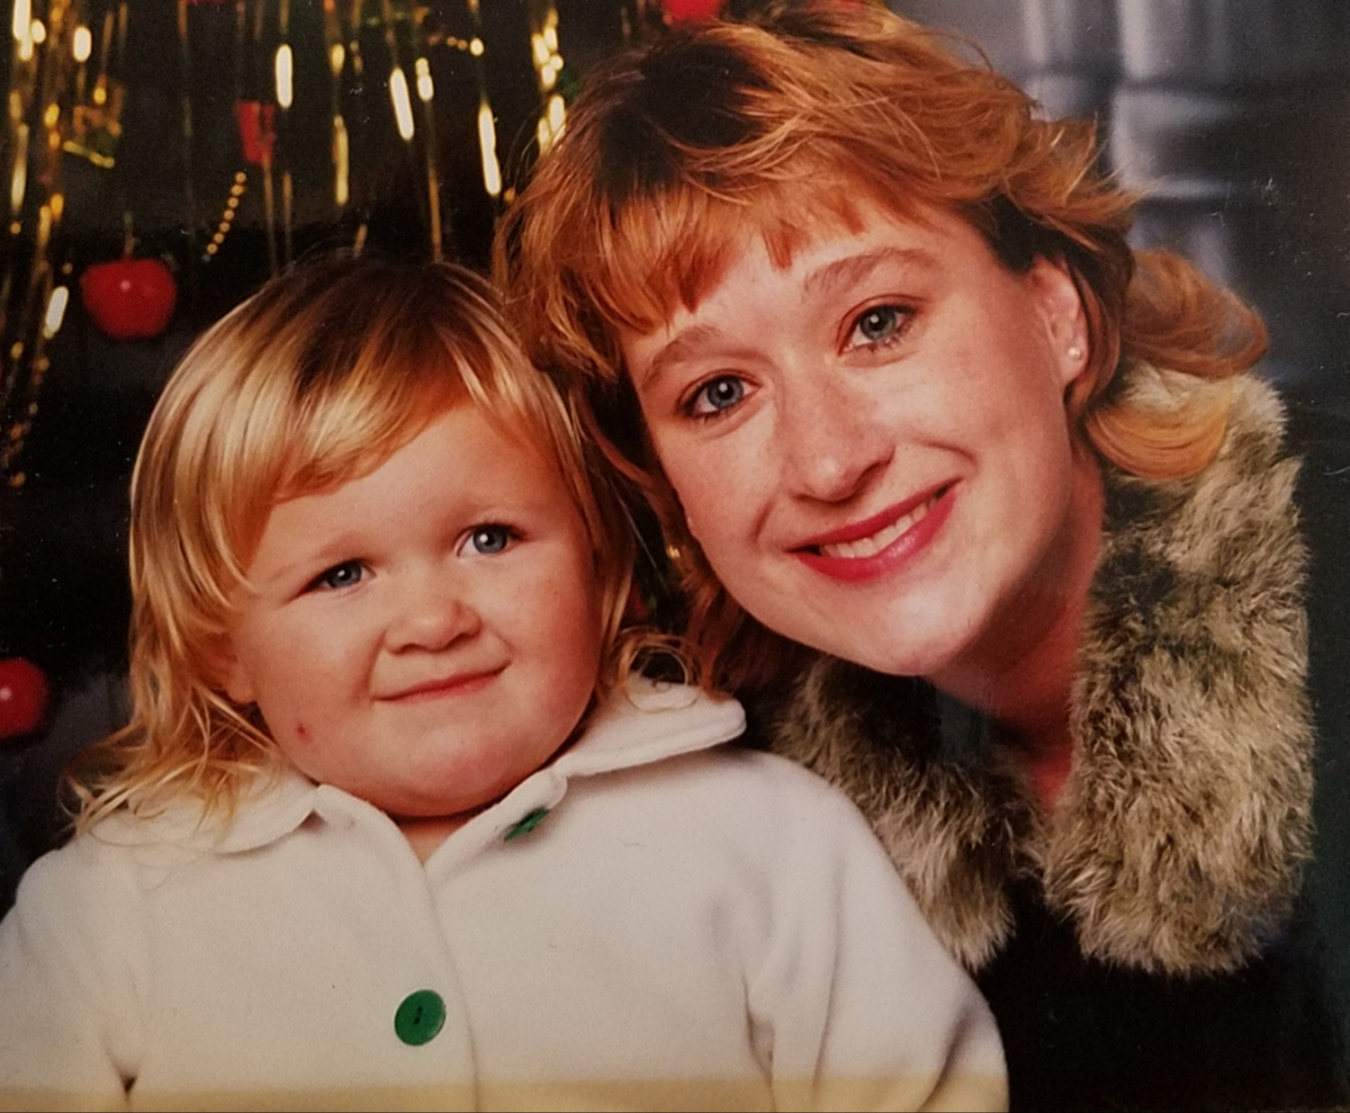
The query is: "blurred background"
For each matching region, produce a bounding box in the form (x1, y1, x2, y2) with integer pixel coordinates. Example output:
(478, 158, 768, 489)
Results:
(2, 0, 1349, 906)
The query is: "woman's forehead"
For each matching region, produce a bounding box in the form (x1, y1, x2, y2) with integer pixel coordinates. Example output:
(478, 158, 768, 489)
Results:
(627, 185, 941, 328)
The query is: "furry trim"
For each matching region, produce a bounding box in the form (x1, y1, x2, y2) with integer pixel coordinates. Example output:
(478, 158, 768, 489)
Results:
(764, 368, 1312, 975)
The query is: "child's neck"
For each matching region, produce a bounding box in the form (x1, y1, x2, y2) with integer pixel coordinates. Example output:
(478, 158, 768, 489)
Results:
(396, 812, 479, 863)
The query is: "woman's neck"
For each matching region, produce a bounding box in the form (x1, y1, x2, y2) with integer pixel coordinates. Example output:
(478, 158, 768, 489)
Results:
(930, 450, 1105, 810)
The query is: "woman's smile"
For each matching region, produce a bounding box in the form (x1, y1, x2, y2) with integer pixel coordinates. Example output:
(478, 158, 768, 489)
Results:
(792, 482, 956, 581)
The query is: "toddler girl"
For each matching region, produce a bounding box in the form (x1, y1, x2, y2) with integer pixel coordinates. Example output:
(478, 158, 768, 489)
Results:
(0, 256, 1004, 1111)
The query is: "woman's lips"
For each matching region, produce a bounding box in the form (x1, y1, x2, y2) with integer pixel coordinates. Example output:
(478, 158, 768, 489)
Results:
(792, 483, 955, 582)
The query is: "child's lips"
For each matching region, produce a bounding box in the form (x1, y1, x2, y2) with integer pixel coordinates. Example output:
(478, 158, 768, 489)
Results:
(383, 668, 504, 701)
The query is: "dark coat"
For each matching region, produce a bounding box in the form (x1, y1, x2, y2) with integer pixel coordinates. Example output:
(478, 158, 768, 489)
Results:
(753, 368, 1350, 1110)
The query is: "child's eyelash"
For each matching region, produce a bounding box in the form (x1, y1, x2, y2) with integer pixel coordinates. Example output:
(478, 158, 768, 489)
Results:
(463, 523, 520, 556)
(307, 560, 365, 592)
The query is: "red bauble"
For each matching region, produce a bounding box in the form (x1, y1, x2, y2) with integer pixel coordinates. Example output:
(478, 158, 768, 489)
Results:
(237, 101, 277, 166)
(0, 658, 49, 740)
(80, 257, 178, 341)
(663, 0, 724, 23)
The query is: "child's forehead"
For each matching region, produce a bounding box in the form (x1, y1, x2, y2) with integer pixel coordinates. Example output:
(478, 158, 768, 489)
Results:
(275, 398, 550, 499)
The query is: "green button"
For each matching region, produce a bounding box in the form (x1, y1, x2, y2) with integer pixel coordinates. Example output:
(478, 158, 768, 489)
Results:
(504, 807, 549, 842)
(395, 989, 446, 1046)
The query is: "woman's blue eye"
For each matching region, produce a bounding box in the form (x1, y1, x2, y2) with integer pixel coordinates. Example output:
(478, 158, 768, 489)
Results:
(690, 375, 746, 417)
(314, 561, 364, 590)
(850, 304, 907, 347)
(468, 525, 512, 555)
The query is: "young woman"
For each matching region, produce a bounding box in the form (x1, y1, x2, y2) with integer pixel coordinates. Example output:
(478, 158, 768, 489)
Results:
(499, 3, 1350, 1108)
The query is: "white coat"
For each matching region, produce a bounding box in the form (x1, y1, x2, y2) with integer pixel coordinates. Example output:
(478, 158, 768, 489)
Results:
(0, 681, 1006, 1112)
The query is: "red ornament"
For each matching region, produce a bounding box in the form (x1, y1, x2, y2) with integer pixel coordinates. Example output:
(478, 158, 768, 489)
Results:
(236, 101, 277, 166)
(663, 0, 724, 23)
(0, 658, 49, 740)
(80, 257, 178, 341)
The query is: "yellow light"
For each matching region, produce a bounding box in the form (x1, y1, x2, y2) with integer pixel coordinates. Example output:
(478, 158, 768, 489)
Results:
(541, 65, 556, 92)
(223, 207, 235, 221)
(547, 93, 565, 138)
(536, 116, 551, 154)
(334, 117, 349, 206)
(12, 0, 30, 42)
(92, 84, 106, 105)
(477, 100, 501, 197)
(29, 19, 45, 44)
(531, 33, 549, 68)
(543, 24, 558, 53)
(49, 191, 63, 220)
(42, 285, 68, 339)
(469, 37, 484, 57)
(10, 127, 28, 214)
(73, 25, 92, 62)
(227, 195, 239, 209)
(389, 67, 414, 140)
(415, 57, 434, 102)
(275, 44, 294, 109)
(329, 43, 344, 76)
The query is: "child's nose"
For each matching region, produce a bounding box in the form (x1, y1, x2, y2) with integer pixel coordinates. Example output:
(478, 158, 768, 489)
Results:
(387, 575, 481, 651)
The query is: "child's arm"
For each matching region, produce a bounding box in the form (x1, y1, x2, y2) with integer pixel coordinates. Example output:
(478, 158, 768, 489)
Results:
(0, 843, 141, 1111)
(745, 759, 1007, 1113)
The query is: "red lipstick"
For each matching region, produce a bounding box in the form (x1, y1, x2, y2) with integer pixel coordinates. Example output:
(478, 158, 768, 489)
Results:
(793, 482, 955, 583)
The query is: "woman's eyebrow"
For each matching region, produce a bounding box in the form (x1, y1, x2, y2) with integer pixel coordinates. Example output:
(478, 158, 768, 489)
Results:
(804, 246, 941, 296)
(635, 323, 726, 391)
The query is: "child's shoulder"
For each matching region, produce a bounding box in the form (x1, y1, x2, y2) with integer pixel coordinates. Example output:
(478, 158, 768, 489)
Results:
(573, 677, 883, 840)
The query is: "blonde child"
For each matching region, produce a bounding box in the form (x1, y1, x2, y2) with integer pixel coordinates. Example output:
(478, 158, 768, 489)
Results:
(0, 256, 1004, 1112)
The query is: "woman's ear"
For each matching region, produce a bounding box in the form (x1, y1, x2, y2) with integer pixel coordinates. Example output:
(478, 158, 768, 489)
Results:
(1028, 255, 1089, 387)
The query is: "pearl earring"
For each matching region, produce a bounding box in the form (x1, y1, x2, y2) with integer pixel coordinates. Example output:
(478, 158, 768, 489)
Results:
(1068, 345, 1084, 361)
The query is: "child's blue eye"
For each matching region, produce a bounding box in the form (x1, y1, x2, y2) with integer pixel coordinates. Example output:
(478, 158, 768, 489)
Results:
(312, 560, 364, 591)
(467, 525, 513, 555)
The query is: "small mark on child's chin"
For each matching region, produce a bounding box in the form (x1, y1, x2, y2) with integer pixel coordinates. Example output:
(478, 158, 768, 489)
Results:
(295, 721, 308, 738)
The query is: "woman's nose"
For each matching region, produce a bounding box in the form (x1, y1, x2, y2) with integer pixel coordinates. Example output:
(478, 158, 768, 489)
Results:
(386, 572, 481, 652)
(778, 374, 894, 503)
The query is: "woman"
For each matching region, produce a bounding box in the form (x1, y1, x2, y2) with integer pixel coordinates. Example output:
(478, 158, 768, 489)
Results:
(499, 3, 1350, 1108)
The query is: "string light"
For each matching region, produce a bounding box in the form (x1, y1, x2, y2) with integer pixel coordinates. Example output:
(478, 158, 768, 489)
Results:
(389, 67, 414, 141)
(415, 57, 434, 103)
(11, 0, 30, 42)
(530, 6, 566, 152)
(275, 44, 294, 110)
(477, 99, 500, 198)
(72, 25, 91, 63)
(41, 286, 68, 339)
(10, 126, 28, 215)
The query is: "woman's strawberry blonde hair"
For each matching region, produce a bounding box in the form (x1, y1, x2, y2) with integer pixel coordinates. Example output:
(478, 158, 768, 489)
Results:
(497, 0, 1267, 693)
(70, 254, 636, 830)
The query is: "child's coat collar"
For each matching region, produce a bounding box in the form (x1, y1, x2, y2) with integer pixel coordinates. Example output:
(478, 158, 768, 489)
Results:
(91, 680, 745, 860)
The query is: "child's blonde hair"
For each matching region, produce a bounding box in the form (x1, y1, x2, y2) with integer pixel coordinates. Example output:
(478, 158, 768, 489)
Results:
(70, 255, 636, 829)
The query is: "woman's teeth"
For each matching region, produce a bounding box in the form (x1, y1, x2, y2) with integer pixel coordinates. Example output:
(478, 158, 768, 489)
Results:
(819, 496, 936, 559)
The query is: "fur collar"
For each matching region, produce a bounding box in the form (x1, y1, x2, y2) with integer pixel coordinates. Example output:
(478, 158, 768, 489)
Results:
(762, 368, 1312, 976)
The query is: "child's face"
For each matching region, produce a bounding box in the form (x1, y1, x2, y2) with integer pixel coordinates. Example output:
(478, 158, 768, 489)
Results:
(222, 404, 604, 821)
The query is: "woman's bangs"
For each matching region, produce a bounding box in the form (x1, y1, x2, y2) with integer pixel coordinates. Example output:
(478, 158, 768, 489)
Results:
(589, 174, 875, 342)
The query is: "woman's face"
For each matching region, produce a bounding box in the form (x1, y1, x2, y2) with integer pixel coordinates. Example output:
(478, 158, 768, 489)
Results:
(621, 201, 1094, 684)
